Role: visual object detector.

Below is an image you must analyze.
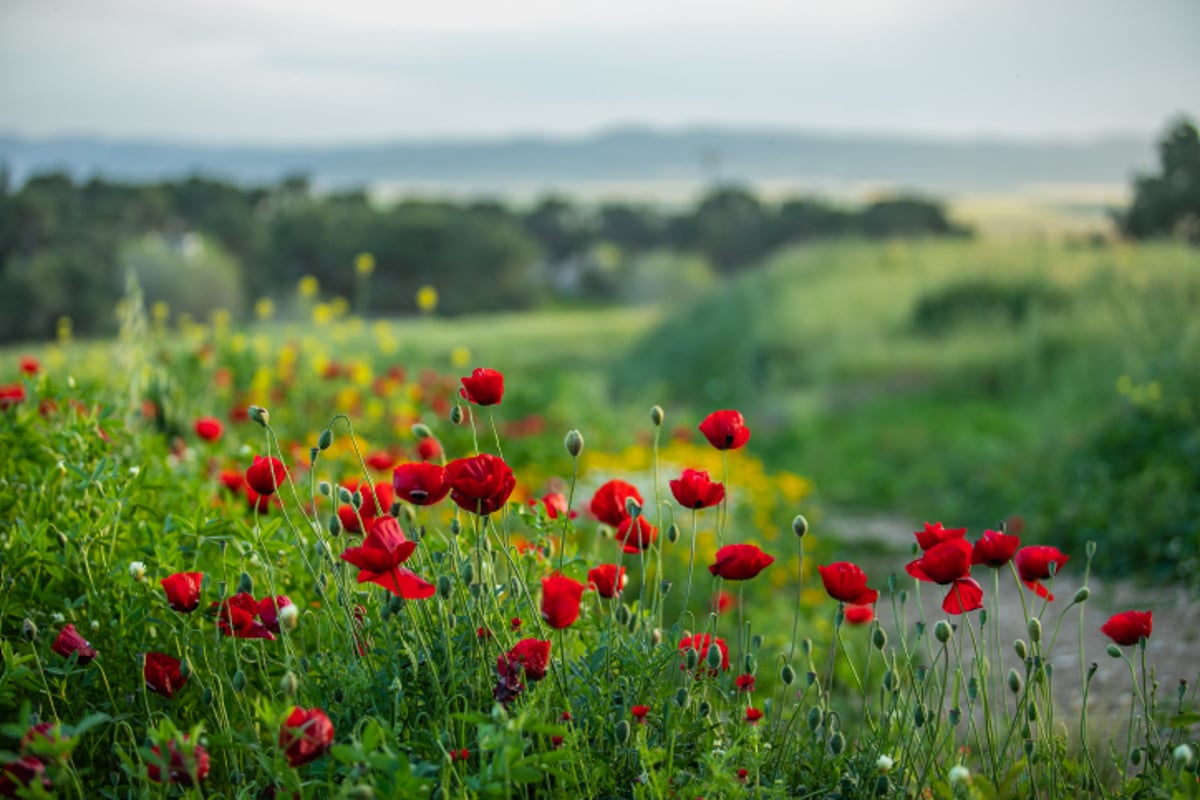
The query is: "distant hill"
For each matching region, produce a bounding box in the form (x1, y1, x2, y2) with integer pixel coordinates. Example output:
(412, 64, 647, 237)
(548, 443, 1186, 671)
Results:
(0, 126, 1154, 196)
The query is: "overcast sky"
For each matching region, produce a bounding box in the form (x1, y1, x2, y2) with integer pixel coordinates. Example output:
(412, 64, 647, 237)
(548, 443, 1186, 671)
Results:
(1, 0, 1198, 145)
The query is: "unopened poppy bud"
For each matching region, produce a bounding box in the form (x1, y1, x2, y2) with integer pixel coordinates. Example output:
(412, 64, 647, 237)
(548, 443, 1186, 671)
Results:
(328, 515, 341, 536)
(1086, 540, 1097, 559)
(743, 654, 755, 673)
(450, 518, 461, 535)
(706, 644, 722, 670)
(318, 429, 333, 450)
(1027, 702, 1038, 721)
(792, 514, 809, 538)
(674, 688, 689, 708)
(437, 575, 453, 599)
(697, 701, 712, 719)
(237, 571, 253, 596)
(248, 405, 269, 427)
(660, 580, 672, 597)
(1086, 662, 1098, 681)
(949, 707, 961, 725)
(872, 628, 887, 650)
(178, 658, 191, 679)
(625, 497, 641, 518)
(781, 664, 796, 685)
(232, 669, 246, 692)
(915, 621, 926, 638)
(280, 670, 299, 696)
(564, 429, 584, 458)
(934, 620, 952, 644)
(685, 649, 699, 670)
(968, 676, 979, 701)
(801, 638, 812, 656)
(615, 720, 630, 744)
(1027, 618, 1042, 644)
(338, 486, 353, 504)
(21, 618, 37, 640)
(279, 603, 299, 631)
(807, 707, 822, 731)
(650, 405, 664, 426)
(829, 732, 845, 754)
(1008, 668, 1023, 693)
(318, 481, 331, 497)
(1072, 587, 1090, 604)
(883, 669, 898, 692)
(666, 524, 680, 544)
(1107, 644, 1122, 658)
(202, 688, 213, 706)
(1014, 639, 1028, 659)
(449, 405, 464, 425)
(806, 670, 817, 686)
(412, 423, 432, 439)
(616, 605, 631, 626)
(914, 704, 927, 727)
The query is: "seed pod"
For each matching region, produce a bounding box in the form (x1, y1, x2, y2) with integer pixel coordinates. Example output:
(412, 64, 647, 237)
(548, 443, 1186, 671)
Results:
(564, 429, 584, 457)
(328, 514, 341, 536)
(792, 514, 809, 538)
(934, 620, 952, 644)
(650, 405, 664, 427)
(318, 429, 334, 450)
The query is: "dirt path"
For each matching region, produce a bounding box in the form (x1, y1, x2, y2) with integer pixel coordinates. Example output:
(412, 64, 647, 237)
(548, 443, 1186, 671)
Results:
(821, 510, 1200, 737)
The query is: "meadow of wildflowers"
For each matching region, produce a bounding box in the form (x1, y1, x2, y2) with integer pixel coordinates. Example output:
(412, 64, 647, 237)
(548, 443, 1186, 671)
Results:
(1, 289, 1198, 799)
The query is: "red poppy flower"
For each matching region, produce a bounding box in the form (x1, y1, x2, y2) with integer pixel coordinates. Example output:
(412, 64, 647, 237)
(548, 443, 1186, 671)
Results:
(1014, 545, 1070, 600)
(194, 417, 223, 442)
(914, 521, 968, 551)
(0, 756, 50, 796)
(1101, 610, 1153, 647)
(391, 462, 451, 506)
(365, 451, 396, 471)
(498, 638, 552, 682)
(451, 748, 470, 762)
(245, 455, 287, 496)
(340, 517, 435, 599)
(257, 595, 293, 633)
(669, 468, 726, 510)
(744, 707, 764, 725)
(708, 543, 775, 581)
(587, 564, 627, 599)
(245, 485, 277, 514)
(735, 673, 756, 692)
(51, 623, 97, 663)
(219, 469, 244, 495)
(711, 590, 735, 615)
(144, 652, 187, 699)
(531, 491, 576, 520)
(280, 707, 334, 768)
(211, 592, 276, 639)
(844, 604, 875, 625)
(631, 705, 650, 723)
(416, 437, 442, 462)
(445, 453, 516, 515)
(459, 367, 505, 406)
(19, 356, 40, 376)
(337, 481, 394, 533)
(476, 626, 493, 640)
(615, 516, 657, 554)
(541, 575, 585, 629)
(589, 480, 643, 527)
(678, 633, 729, 676)
(161, 572, 204, 613)
(147, 736, 210, 785)
(0, 384, 27, 409)
(818, 562, 879, 606)
(906, 539, 983, 614)
(971, 529, 1021, 568)
(510, 617, 523, 631)
(698, 409, 751, 450)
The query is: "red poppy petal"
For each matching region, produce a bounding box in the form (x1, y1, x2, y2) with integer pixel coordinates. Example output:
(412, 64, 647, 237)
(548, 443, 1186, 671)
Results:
(942, 578, 984, 614)
(359, 568, 437, 599)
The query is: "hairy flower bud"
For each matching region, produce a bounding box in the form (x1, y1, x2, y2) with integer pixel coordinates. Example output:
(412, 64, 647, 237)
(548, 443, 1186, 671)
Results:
(666, 524, 680, 544)
(1107, 644, 1123, 658)
(792, 514, 809, 538)
(1072, 587, 1090, 604)
(829, 732, 845, 755)
(781, 664, 796, 686)
(1008, 668, 1023, 694)
(649, 405, 664, 427)
(248, 405, 269, 427)
(934, 620, 952, 644)
(318, 480, 331, 497)
(449, 405, 464, 425)
(1027, 617, 1042, 644)
(872, 628, 887, 650)
(1014, 639, 1028, 659)
(318, 429, 333, 450)
(280, 670, 299, 697)
(564, 429, 584, 458)
(411, 423, 432, 439)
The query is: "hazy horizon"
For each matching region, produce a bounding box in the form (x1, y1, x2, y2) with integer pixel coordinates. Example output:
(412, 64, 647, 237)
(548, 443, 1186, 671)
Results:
(2, 0, 1197, 146)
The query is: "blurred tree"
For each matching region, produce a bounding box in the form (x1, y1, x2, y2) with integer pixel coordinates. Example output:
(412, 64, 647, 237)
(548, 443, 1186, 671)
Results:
(1119, 116, 1200, 243)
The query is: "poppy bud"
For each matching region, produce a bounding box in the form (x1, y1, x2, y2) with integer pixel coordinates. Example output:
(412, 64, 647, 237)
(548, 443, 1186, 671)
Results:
(792, 514, 809, 538)
(751, 634, 763, 650)
(660, 580, 672, 597)
(650, 405, 664, 426)
(615, 605, 631, 626)
(249, 405, 269, 427)
(697, 701, 711, 719)
(615, 720, 630, 745)
(237, 571, 254, 596)
(1072, 587, 1090, 604)
(872, 628, 887, 650)
(202, 688, 214, 706)
(351, 490, 363, 509)
(450, 405, 464, 425)
(318, 481, 331, 497)
(706, 644, 723, 670)
(829, 732, 845, 754)
(781, 664, 796, 685)
(875, 776, 890, 795)
(281, 671, 299, 697)
(328, 515, 341, 536)
(1086, 540, 1097, 559)
(21, 618, 37, 640)
(667, 524, 680, 544)
(674, 688, 689, 708)
(564, 429, 584, 458)
(232, 669, 247, 692)
(1027, 702, 1038, 721)
(1131, 748, 1142, 766)
(883, 669, 897, 692)
(1027, 618, 1042, 644)
(412, 423, 432, 439)
(318, 429, 333, 450)
(437, 576, 452, 599)
(338, 486, 353, 504)
(801, 638, 812, 656)
(934, 620, 952, 644)
(968, 676, 979, 701)
(914, 704, 927, 727)
(1014, 639, 1028, 659)
(807, 707, 822, 731)
(450, 518, 461, 535)
(625, 497, 641, 518)
(1107, 644, 1122, 658)
(1008, 668, 1022, 693)
(685, 649, 699, 670)
(949, 707, 961, 725)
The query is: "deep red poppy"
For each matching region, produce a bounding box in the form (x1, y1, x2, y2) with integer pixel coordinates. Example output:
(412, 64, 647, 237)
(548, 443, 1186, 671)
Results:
(914, 521, 968, 551)
(708, 543, 775, 581)
(817, 562, 879, 606)
(587, 564, 627, 599)
(340, 517, 435, 599)
(194, 417, 223, 442)
(144, 652, 187, 699)
(0, 384, 27, 409)
(1100, 610, 1153, 646)
(19, 356, 40, 376)
(245, 455, 287, 496)
(631, 705, 650, 723)
(147, 736, 210, 785)
(391, 462, 451, 506)
(498, 638, 552, 682)
(844, 604, 875, 625)
(416, 437, 442, 462)
(161, 572, 204, 613)
(219, 469, 244, 495)
(615, 516, 657, 554)
(669, 468, 726, 509)
(459, 367, 505, 406)
(906, 539, 983, 614)
(971, 529, 1021, 568)
(0, 756, 49, 796)
(445, 453, 516, 515)
(744, 707, 764, 725)
(280, 707, 334, 767)
(365, 451, 396, 471)
(257, 595, 293, 633)
(698, 409, 751, 450)
(678, 633, 729, 676)
(541, 575, 585, 629)
(210, 592, 276, 639)
(735, 673, 756, 692)
(1014, 545, 1070, 600)
(51, 623, 97, 663)
(531, 491, 576, 520)
(589, 480, 643, 527)
(337, 480, 394, 533)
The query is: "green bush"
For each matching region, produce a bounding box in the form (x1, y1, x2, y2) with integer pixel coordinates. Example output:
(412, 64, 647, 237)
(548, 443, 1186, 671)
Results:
(911, 278, 1070, 336)
(120, 233, 245, 322)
